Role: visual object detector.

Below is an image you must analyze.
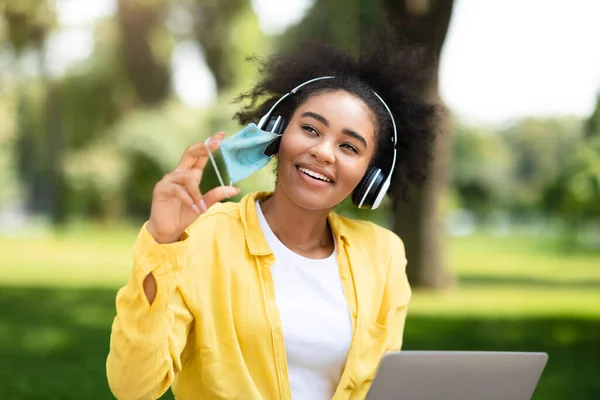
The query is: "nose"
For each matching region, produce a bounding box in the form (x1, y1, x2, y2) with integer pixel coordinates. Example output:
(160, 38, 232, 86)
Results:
(310, 139, 335, 164)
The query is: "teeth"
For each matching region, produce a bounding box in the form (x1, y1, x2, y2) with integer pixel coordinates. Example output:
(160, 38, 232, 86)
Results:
(299, 167, 331, 182)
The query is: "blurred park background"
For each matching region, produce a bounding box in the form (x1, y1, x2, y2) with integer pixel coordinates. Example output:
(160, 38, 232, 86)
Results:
(1, 0, 599, 399)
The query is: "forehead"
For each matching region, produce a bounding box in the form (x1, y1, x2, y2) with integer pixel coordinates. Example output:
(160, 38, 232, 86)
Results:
(294, 91, 376, 138)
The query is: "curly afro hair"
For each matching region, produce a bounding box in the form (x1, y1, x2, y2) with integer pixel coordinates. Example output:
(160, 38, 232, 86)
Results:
(233, 36, 444, 203)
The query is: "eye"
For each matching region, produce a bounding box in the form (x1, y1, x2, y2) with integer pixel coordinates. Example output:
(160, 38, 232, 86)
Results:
(341, 143, 359, 154)
(302, 125, 319, 135)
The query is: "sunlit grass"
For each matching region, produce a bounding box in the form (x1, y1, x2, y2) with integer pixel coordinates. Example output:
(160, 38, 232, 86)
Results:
(449, 233, 600, 281)
(410, 286, 600, 318)
(3, 223, 599, 316)
(0, 223, 137, 287)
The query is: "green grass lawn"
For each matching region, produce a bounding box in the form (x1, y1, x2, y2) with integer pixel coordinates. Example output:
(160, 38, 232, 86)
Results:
(0, 224, 599, 399)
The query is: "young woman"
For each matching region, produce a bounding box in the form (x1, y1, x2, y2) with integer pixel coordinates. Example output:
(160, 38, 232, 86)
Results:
(106, 38, 441, 400)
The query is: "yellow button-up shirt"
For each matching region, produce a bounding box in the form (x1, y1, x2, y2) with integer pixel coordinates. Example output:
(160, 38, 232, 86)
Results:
(106, 191, 411, 400)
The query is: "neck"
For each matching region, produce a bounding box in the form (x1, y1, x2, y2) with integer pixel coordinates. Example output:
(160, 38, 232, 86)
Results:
(260, 190, 334, 255)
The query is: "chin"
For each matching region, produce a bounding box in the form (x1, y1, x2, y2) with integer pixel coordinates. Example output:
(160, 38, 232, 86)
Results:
(280, 177, 345, 212)
(290, 189, 339, 211)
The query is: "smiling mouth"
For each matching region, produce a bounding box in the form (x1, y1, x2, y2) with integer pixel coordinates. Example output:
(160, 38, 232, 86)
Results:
(297, 166, 334, 183)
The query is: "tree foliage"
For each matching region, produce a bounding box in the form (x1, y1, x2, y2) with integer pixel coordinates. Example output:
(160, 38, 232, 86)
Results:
(1, 0, 55, 53)
(540, 96, 600, 246)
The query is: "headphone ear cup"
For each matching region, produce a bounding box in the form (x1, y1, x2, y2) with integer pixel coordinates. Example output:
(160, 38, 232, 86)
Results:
(263, 116, 286, 157)
(263, 136, 281, 157)
(265, 116, 285, 135)
(352, 167, 385, 209)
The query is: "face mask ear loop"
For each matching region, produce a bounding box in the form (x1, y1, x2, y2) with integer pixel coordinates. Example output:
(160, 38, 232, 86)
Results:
(204, 137, 230, 199)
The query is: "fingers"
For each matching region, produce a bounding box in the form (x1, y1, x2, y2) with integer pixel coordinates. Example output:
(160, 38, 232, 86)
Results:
(168, 183, 198, 213)
(167, 170, 203, 209)
(175, 132, 225, 172)
(155, 170, 202, 214)
(203, 185, 242, 208)
(159, 169, 241, 214)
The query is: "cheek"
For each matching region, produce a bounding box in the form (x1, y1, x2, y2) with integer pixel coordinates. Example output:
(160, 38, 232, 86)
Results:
(339, 157, 371, 188)
(278, 129, 306, 159)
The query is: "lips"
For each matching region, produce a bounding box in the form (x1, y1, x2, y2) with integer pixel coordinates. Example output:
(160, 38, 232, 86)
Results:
(296, 164, 335, 183)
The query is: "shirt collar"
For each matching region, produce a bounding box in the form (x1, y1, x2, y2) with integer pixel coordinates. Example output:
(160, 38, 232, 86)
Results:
(240, 191, 350, 256)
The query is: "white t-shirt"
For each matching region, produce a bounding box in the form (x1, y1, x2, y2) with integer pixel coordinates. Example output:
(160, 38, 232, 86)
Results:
(255, 201, 353, 399)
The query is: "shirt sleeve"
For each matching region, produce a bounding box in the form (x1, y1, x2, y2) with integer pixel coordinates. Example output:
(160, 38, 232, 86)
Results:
(386, 233, 412, 352)
(106, 222, 194, 400)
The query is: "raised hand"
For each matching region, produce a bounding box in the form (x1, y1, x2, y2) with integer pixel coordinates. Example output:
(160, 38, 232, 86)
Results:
(146, 132, 240, 244)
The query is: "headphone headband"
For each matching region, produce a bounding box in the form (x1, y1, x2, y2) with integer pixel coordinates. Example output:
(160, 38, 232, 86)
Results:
(257, 76, 335, 130)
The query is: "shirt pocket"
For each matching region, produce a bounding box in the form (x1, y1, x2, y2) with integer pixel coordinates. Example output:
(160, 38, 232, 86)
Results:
(349, 312, 392, 387)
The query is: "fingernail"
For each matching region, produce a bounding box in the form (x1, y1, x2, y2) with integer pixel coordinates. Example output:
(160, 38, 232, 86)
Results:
(192, 204, 200, 214)
(198, 199, 207, 212)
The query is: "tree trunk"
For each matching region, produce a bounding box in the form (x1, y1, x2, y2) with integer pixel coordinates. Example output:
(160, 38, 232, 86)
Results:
(35, 42, 67, 227)
(117, 0, 170, 105)
(383, 0, 455, 288)
(16, 93, 40, 214)
(45, 80, 67, 227)
(192, 0, 250, 91)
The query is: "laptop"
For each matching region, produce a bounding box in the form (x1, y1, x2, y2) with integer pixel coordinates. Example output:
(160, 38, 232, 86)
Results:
(366, 351, 548, 400)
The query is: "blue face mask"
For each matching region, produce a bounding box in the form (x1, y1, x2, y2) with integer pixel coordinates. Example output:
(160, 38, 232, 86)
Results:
(206, 123, 279, 196)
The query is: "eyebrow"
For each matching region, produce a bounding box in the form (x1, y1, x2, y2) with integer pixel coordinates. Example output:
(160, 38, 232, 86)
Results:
(300, 111, 368, 148)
